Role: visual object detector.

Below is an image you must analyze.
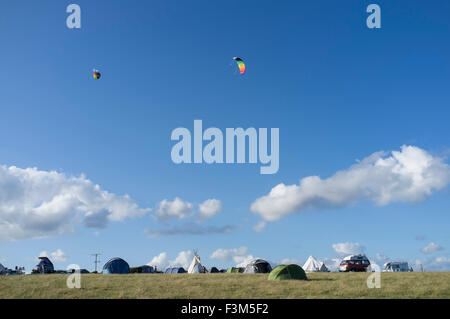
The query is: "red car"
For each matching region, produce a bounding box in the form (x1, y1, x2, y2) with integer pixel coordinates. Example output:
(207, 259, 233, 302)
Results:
(339, 254, 371, 272)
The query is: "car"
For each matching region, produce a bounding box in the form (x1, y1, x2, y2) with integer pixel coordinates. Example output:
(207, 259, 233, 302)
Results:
(383, 261, 412, 272)
(339, 254, 371, 272)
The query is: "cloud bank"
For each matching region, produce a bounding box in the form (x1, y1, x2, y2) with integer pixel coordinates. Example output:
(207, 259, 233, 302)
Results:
(0, 165, 150, 241)
(251, 146, 450, 222)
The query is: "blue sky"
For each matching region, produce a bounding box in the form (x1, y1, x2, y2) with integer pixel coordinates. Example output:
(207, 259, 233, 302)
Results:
(0, 0, 449, 272)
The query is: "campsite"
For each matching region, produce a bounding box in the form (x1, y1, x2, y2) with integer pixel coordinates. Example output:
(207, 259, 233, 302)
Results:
(1, 272, 449, 299)
(1, 252, 449, 299)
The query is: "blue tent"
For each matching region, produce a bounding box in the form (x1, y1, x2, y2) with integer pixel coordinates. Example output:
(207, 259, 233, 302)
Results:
(32, 257, 55, 274)
(165, 267, 186, 274)
(103, 257, 130, 274)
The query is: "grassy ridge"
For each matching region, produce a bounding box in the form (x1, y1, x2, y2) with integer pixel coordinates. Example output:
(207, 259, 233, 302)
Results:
(1, 272, 449, 299)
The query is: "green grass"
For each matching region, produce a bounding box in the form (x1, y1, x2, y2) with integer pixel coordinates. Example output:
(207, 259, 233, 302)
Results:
(1, 272, 449, 299)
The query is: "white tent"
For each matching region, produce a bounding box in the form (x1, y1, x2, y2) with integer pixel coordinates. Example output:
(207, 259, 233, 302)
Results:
(303, 256, 329, 272)
(188, 253, 204, 274)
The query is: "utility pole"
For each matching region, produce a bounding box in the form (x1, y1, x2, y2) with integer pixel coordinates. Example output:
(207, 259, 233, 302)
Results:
(91, 253, 101, 273)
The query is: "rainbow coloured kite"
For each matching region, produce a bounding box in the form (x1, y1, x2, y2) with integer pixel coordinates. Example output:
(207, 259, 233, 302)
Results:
(233, 57, 246, 75)
(93, 69, 101, 80)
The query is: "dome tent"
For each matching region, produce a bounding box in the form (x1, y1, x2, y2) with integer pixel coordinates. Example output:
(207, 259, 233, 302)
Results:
(130, 265, 155, 273)
(226, 267, 244, 273)
(244, 259, 272, 274)
(103, 257, 130, 274)
(165, 267, 186, 274)
(210, 267, 220, 273)
(268, 264, 308, 281)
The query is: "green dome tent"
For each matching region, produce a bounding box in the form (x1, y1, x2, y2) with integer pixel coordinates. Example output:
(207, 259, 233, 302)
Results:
(268, 264, 308, 281)
(226, 267, 244, 273)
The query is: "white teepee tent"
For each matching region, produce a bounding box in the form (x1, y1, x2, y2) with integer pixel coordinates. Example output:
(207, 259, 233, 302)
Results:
(303, 256, 329, 272)
(188, 252, 204, 274)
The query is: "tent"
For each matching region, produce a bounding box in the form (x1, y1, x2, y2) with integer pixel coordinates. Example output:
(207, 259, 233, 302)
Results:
(165, 267, 186, 274)
(0, 263, 4, 274)
(131, 265, 155, 273)
(188, 253, 205, 274)
(226, 267, 244, 273)
(210, 267, 220, 273)
(268, 264, 308, 281)
(32, 257, 55, 274)
(303, 256, 329, 272)
(244, 259, 272, 274)
(103, 257, 130, 274)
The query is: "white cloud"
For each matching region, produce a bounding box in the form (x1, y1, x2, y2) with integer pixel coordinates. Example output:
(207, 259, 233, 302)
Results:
(421, 242, 443, 254)
(171, 250, 194, 269)
(253, 221, 266, 232)
(144, 223, 233, 237)
(50, 249, 68, 262)
(198, 199, 222, 220)
(147, 252, 169, 270)
(0, 165, 150, 241)
(156, 198, 194, 221)
(414, 256, 450, 271)
(322, 257, 342, 272)
(251, 146, 450, 222)
(147, 250, 194, 270)
(374, 253, 388, 263)
(210, 246, 255, 267)
(235, 255, 256, 267)
(278, 258, 302, 266)
(332, 242, 365, 256)
(38, 249, 68, 263)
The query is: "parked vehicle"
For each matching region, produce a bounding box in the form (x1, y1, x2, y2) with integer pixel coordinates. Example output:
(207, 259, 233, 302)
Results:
(383, 261, 412, 272)
(339, 254, 371, 272)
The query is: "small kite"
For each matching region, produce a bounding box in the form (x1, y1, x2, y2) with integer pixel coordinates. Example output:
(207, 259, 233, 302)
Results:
(93, 69, 101, 80)
(233, 57, 246, 75)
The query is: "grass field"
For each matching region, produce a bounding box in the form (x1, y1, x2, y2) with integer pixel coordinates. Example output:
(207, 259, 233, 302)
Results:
(1, 272, 449, 299)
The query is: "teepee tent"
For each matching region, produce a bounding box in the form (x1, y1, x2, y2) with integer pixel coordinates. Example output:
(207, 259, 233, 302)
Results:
(303, 256, 329, 272)
(188, 252, 204, 273)
(318, 261, 329, 272)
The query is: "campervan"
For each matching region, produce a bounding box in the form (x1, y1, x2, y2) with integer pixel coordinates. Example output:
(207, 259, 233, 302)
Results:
(339, 254, 371, 272)
(383, 262, 411, 272)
